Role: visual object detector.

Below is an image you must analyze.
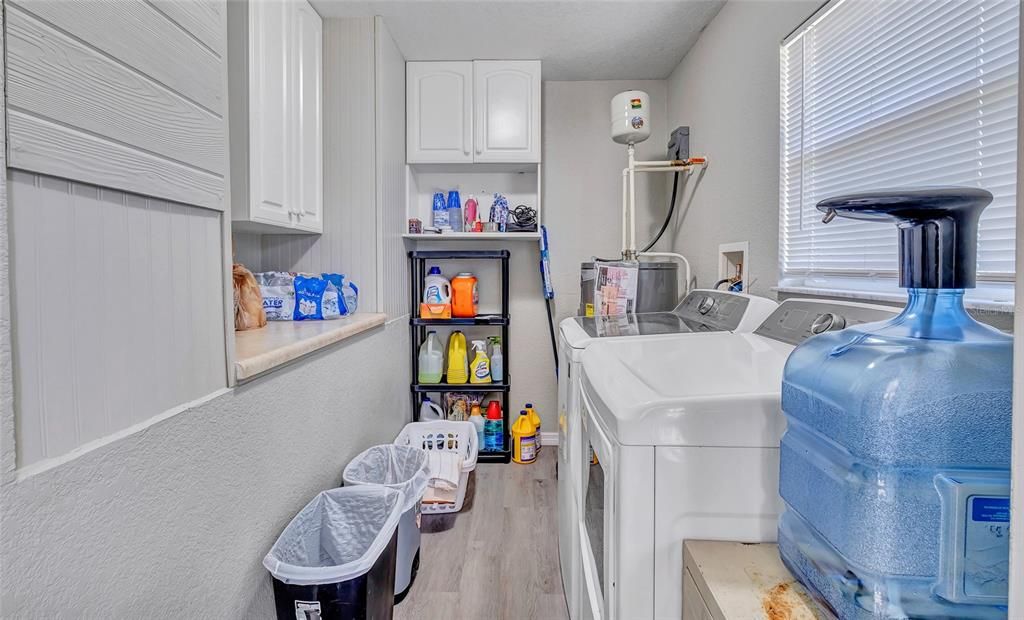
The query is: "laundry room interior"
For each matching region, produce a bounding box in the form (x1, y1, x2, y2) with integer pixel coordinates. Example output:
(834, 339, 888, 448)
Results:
(1, 0, 1022, 618)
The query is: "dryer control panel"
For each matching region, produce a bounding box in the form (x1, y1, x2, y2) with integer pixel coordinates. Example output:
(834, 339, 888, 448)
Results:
(754, 299, 898, 346)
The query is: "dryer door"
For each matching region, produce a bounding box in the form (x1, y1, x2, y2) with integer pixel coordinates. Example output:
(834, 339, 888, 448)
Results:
(580, 397, 614, 620)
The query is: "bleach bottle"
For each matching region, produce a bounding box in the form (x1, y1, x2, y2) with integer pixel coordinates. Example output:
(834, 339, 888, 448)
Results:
(778, 189, 1012, 619)
(512, 410, 537, 464)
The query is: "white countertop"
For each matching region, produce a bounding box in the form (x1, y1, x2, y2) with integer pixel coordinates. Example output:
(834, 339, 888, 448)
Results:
(684, 540, 828, 620)
(233, 313, 387, 381)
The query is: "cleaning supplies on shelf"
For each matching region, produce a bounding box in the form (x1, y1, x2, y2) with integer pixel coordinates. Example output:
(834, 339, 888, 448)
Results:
(419, 397, 443, 421)
(512, 410, 538, 464)
(418, 332, 444, 384)
(489, 337, 504, 382)
(423, 267, 451, 304)
(526, 404, 541, 451)
(484, 401, 504, 452)
(447, 331, 469, 384)
(447, 190, 463, 233)
(469, 404, 485, 449)
(489, 193, 509, 232)
(451, 273, 479, 317)
(465, 194, 478, 229)
(445, 393, 473, 421)
(778, 188, 1013, 619)
(469, 340, 491, 384)
(432, 192, 448, 228)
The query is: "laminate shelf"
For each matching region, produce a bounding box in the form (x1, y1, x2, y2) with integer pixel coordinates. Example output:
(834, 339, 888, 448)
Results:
(411, 378, 510, 393)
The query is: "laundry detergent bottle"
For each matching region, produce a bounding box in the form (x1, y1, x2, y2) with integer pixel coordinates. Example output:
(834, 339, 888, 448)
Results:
(777, 188, 1012, 619)
(424, 267, 451, 304)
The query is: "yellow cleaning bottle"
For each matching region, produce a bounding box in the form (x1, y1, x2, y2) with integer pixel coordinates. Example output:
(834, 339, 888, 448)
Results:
(469, 340, 491, 384)
(512, 410, 538, 464)
(447, 331, 468, 384)
(526, 403, 542, 453)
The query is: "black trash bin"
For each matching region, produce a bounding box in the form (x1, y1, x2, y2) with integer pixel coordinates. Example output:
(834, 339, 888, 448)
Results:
(263, 486, 405, 620)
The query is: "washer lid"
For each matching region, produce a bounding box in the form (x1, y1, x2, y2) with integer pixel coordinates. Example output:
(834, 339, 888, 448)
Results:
(580, 332, 792, 447)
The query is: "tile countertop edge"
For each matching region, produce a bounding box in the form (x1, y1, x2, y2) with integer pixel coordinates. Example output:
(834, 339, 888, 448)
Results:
(234, 313, 388, 381)
(774, 286, 1014, 314)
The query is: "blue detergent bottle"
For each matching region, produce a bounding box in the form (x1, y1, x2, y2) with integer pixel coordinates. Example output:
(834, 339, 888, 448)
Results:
(778, 188, 1012, 619)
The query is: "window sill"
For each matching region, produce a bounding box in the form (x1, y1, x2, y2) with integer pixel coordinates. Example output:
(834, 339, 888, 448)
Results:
(233, 313, 387, 381)
(773, 286, 1014, 314)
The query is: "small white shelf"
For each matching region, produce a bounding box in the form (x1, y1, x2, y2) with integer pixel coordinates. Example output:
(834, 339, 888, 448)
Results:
(405, 162, 541, 241)
(403, 232, 540, 241)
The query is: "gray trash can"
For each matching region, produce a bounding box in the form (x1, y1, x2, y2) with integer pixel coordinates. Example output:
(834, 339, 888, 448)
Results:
(343, 444, 429, 600)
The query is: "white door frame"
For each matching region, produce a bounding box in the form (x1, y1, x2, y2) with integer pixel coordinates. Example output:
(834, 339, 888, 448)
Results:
(1010, 7, 1024, 615)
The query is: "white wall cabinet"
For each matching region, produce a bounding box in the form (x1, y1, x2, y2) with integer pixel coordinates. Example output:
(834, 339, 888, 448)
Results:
(406, 61, 473, 163)
(407, 60, 540, 164)
(229, 0, 322, 233)
(474, 61, 541, 163)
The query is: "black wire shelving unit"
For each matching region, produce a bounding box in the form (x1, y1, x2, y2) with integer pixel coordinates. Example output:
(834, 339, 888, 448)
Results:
(409, 249, 511, 464)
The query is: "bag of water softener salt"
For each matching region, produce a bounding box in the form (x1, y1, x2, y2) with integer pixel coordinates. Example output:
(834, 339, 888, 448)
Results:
(293, 275, 342, 321)
(322, 273, 359, 315)
(256, 272, 296, 321)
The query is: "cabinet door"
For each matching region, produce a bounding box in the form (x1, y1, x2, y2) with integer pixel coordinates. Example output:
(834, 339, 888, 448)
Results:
(407, 62, 473, 163)
(291, 0, 322, 233)
(249, 0, 293, 225)
(474, 61, 541, 163)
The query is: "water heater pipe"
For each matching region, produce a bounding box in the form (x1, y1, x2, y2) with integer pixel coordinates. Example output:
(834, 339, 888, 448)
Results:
(620, 151, 708, 258)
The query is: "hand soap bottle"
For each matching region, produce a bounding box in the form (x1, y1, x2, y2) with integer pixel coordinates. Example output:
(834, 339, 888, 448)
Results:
(778, 188, 1012, 619)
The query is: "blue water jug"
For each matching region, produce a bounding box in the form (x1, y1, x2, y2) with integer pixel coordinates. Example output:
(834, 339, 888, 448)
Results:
(778, 189, 1012, 619)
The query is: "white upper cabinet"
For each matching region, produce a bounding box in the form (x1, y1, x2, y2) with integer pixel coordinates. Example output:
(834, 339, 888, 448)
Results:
(249, 0, 292, 226)
(291, 0, 323, 232)
(229, 0, 323, 233)
(407, 62, 474, 163)
(474, 61, 541, 163)
(407, 60, 541, 164)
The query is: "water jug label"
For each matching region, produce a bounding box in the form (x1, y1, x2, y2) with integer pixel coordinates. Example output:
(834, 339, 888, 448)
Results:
(964, 495, 1010, 598)
(971, 496, 1010, 522)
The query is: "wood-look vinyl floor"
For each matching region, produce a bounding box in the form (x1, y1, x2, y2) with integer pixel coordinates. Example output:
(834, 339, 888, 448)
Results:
(394, 449, 569, 620)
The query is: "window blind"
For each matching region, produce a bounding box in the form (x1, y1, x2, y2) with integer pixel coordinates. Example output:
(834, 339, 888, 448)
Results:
(779, 0, 1019, 287)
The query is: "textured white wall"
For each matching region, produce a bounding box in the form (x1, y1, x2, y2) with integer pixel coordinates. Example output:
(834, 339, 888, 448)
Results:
(420, 80, 670, 431)
(665, 0, 820, 297)
(544, 80, 671, 321)
(0, 320, 409, 617)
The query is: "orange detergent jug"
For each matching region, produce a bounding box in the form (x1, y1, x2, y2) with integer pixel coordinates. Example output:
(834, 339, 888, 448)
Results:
(451, 273, 479, 317)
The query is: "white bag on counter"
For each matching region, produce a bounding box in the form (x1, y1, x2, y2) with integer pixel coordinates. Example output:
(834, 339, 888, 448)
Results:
(256, 271, 296, 321)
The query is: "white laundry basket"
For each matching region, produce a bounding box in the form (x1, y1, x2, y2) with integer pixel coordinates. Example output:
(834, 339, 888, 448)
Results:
(394, 421, 478, 514)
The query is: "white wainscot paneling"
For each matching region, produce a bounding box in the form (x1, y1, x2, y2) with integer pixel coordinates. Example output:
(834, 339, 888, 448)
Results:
(9, 171, 227, 468)
(375, 17, 408, 318)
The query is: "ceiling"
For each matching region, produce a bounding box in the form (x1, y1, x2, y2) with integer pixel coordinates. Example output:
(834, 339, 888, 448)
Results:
(310, 1, 725, 80)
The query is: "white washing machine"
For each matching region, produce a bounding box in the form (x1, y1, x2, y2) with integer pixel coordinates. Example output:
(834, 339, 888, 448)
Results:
(576, 299, 898, 620)
(556, 290, 777, 620)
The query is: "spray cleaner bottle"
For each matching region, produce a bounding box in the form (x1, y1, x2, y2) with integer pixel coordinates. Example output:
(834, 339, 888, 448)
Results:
(469, 340, 491, 384)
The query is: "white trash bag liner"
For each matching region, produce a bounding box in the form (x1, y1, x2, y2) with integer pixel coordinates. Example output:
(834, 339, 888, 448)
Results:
(263, 486, 404, 586)
(342, 444, 430, 513)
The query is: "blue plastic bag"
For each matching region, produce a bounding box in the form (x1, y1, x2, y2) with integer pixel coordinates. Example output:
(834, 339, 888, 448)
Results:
(293, 275, 329, 321)
(321, 273, 359, 315)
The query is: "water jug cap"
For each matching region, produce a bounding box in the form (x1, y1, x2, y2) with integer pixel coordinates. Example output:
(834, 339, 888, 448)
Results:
(428, 266, 441, 275)
(817, 187, 992, 289)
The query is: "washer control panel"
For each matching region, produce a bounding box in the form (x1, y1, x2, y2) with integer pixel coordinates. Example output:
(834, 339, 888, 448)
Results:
(674, 290, 751, 331)
(754, 300, 898, 346)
